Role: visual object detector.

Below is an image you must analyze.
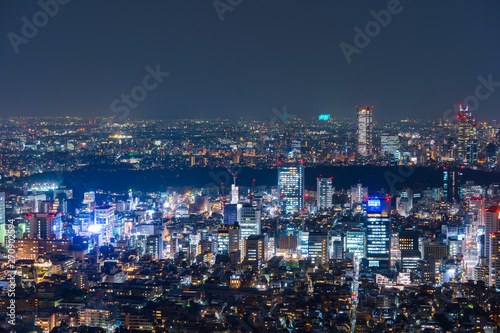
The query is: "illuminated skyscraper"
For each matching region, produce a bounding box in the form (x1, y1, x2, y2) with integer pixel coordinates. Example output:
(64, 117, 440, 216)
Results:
(217, 224, 240, 255)
(345, 231, 366, 260)
(316, 177, 333, 210)
(94, 205, 116, 243)
(380, 132, 399, 158)
(457, 105, 478, 163)
(350, 183, 368, 208)
(486, 208, 500, 263)
(365, 197, 391, 269)
(443, 167, 463, 202)
(357, 106, 374, 156)
(223, 203, 240, 226)
(239, 203, 261, 257)
(28, 213, 62, 240)
(278, 163, 304, 215)
(490, 231, 500, 289)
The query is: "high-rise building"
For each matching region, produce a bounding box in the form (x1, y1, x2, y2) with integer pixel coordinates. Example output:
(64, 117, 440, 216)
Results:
(146, 234, 164, 259)
(278, 163, 304, 215)
(223, 203, 240, 226)
(490, 232, 500, 289)
(399, 231, 419, 251)
(28, 213, 62, 240)
(308, 232, 328, 265)
(457, 105, 478, 163)
(356, 106, 374, 156)
(443, 167, 463, 202)
(317, 177, 333, 210)
(366, 197, 391, 269)
(486, 208, 500, 262)
(380, 132, 400, 158)
(396, 189, 413, 217)
(230, 184, 239, 204)
(239, 203, 261, 255)
(345, 231, 366, 260)
(245, 235, 267, 264)
(399, 230, 421, 272)
(94, 205, 116, 243)
(350, 183, 368, 208)
(217, 224, 240, 255)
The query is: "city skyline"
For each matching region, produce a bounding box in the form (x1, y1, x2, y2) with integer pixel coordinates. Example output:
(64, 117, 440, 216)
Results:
(1, 1, 500, 121)
(2, 2, 500, 332)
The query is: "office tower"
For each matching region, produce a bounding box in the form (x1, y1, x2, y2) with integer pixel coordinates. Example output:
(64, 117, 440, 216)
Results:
(230, 184, 239, 204)
(491, 232, 500, 289)
(486, 208, 500, 261)
(317, 177, 333, 210)
(366, 197, 391, 268)
(146, 234, 164, 259)
(332, 240, 343, 260)
(350, 183, 368, 208)
(223, 203, 240, 226)
(245, 235, 267, 264)
(217, 224, 240, 255)
(419, 259, 443, 286)
(239, 203, 261, 255)
(356, 106, 374, 155)
(308, 232, 328, 265)
(443, 167, 463, 202)
(277, 235, 298, 257)
(457, 105, 478, 163)
(94, 205, 116, 243)
(398, 231, 420, 271)
(345, 231, 366, 260)
(380, 132, 400, 158)
(278, 163, 304, 215)
(399, 231, 419, 251)
(28, 213, 62, 239)
(396, 189, 413, 217)
(423, 242, 448, 260)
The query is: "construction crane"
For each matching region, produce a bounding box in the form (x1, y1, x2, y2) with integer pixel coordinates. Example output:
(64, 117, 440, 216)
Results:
(222, 162, 237, 186)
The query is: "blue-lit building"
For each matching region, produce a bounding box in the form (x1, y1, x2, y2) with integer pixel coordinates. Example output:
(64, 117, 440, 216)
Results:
(317, 177, 333, 210)
(365, 197, 391, 269)
(223, 203, 240, 225)
(278, 163, 304, 215)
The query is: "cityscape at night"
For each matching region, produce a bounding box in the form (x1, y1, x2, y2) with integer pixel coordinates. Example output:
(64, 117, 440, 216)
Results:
(1, 1, 500, 333)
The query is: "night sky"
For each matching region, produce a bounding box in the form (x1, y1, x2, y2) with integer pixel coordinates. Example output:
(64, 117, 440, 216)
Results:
(1, 1, 499, 121)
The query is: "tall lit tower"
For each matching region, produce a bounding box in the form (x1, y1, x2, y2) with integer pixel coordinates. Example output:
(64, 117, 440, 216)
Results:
(357, 106, 374, 156)
(317, 177, 333, 210)
(457, 105, 478, 163)
(278, 162, 304, 215)
(365, 197, 391, 269)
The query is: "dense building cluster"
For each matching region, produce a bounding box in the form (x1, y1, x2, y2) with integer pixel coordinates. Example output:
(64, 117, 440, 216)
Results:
(0, 110, 499, 332)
